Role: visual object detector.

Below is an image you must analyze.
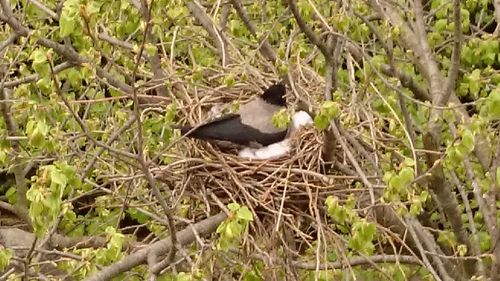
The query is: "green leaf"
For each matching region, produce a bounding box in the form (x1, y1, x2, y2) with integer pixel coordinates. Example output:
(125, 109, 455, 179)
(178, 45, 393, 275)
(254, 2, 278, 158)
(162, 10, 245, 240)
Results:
(272, 108, 291, 129)
(166, 5, 189, 19)
(51, 167, 68, 187)
(145, 44, 157, 56)
(0, 149, 6, 165)
(457, 244, 467, 256)
(399, 167, 415, 184)
(216, 220, 228, 235)
(30, 49, 47, 65)
(349, 220, 376, 255)
(297, 0, 313, 21)
(65, 68, 83, 89)
(35, 77, 52, 94)
(60, 0, 81, 37)
(466, 69, 482, 97)
(29, 49, 49, 76)
(227, 202, 240, 212)
(322, 101, 340, 117)
(87, 1, 102, 15)
(478, 231, 491, 251)
(226, 221, 241, 238)
(236, 207, 253, 221)
(313, 114, 330, 131)
(164, 104, 177, 124)
(26, 118, 49, 148)
(325, 195, 356, 226)
(461, 129, 475, 152)
(314, 101, 340, 130)
(60, 15, 76, 37)
(437, 230, 457, 248)
(26, 186, 43, 202)
(461, 45, 474, 65)
(435, 19, 448, 32)
(0, 248, 12, 272)
(403, 157, 415, 167)
(486, 88, 500, 119)
(224, 74, 235, 87)
(5, 187, 17, 204)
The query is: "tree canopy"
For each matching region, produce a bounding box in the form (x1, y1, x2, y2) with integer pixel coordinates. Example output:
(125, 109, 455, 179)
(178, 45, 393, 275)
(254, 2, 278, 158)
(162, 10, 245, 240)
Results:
(1, 0, 500, 280)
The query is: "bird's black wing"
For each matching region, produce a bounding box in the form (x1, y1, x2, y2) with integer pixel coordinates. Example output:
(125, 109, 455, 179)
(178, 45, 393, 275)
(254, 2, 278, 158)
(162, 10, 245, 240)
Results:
(180, 113, 286, 146)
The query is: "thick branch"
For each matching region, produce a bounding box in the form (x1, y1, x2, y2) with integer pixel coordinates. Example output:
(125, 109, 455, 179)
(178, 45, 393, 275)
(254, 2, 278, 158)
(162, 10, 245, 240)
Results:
(83, 213, 227, 281)
(285, 0, 332, 61)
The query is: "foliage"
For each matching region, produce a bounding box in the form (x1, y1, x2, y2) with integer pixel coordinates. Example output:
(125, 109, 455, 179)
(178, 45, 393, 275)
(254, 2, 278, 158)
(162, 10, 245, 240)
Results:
(27, 162, 84, 236)
(0, 248, 12, 272)
(0, 0, 499, 280)
(313, 101, 340, 130)
(216, 203, 253, 251)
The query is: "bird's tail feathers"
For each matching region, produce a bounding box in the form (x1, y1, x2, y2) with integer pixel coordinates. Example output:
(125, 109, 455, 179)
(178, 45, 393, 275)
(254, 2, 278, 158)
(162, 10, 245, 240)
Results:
(179, 126, 194, 136)
(179, 125, 210, 140)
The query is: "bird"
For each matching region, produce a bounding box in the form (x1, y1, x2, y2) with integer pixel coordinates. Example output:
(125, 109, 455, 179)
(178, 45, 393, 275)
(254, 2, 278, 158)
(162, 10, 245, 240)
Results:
(180, 83, 288, 148)
(238, 111, 313, 160)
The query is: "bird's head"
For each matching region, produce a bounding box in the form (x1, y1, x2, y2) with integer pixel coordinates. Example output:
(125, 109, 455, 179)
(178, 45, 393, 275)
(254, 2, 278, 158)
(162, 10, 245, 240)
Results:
(261, 84, 287, 106)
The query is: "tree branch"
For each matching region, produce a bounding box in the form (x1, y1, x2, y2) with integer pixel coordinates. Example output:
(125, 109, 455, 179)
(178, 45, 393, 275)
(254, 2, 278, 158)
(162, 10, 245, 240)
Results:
(406, 217, 454, 281)
(130, 2, 178, 275)
(0, 32, 18, 53)
(83, 212, 227, 281)
(285, 0, 332, 61)
(187, 0, 231, 67)
(230, 0, 277, 62)
(293, 254, 422, 269)
(380, 64, 431, 102)
(493, 0, 500, 36)
(134, 0, 168, 97)
(443, 0, 462, 106)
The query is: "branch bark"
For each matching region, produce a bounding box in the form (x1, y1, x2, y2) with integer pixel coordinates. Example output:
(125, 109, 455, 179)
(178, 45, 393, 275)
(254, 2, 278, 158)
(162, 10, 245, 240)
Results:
(83, 212, 227, 281)
(285, 0, 332, 61)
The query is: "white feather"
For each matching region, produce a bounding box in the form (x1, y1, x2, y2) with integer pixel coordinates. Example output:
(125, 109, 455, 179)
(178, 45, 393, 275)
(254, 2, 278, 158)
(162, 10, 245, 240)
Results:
(289, 110, 313, 134)
(239, 140, 291, 160)
(239, 111, 313, 160)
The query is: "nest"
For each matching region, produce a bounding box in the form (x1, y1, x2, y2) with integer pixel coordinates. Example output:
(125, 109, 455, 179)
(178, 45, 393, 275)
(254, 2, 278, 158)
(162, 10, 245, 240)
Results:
(154, 83, 364, 249)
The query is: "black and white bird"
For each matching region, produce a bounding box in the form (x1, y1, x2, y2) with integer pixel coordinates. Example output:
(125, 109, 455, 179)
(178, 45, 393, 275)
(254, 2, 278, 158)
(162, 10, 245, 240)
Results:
(180, 84, 287, 148)
(238, 111, 313, 160)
